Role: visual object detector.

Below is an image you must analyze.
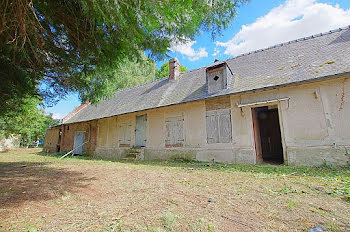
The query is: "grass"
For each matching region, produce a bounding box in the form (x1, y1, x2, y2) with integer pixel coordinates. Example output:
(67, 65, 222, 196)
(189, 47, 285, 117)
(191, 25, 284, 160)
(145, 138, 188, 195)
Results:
(0, 148, 349, 231)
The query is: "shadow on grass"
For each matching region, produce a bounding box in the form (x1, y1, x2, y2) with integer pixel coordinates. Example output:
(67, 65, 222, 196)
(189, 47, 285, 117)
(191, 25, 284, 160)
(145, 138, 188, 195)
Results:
(0, 161, 94, 208)
(39, 151, 350, 179)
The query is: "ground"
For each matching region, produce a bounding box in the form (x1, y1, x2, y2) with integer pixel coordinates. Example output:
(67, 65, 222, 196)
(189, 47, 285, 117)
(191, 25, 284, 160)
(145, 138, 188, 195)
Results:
(0, 149, 349, 232)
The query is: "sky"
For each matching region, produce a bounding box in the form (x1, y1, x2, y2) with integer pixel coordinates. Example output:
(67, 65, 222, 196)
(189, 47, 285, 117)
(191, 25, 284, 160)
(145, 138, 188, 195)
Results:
(46, 0, 350, 120)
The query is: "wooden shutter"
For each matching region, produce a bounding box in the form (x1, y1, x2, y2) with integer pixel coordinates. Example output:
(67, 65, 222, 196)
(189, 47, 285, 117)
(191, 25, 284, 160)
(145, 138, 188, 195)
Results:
(176, 117, 184, 144)
(165, 118, 173, 145)
(206, 111, 219, 143)
(206, 109, 232, 143)
(218, 109, 232, 143)
(118, 124, 125, 144)
(126, 124, 132, 143)
(165, 116, 184, 147)
(119, 123, 131, 146)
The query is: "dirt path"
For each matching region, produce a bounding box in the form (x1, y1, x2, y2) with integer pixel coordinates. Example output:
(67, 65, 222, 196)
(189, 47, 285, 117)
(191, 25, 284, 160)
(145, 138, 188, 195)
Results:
(0, 149, 349, 231)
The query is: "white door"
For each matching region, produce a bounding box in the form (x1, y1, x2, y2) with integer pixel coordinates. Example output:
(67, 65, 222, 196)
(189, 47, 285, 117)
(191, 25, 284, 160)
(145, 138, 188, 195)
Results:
(73, 132, 85, 155)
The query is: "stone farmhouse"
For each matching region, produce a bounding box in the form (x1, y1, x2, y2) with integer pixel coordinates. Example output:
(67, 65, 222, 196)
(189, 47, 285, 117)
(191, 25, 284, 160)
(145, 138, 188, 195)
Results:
(44, 26, 350, 166)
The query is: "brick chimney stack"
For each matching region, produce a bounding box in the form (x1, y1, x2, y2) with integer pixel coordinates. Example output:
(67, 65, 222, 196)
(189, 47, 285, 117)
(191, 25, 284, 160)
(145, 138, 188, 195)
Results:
(169, 58, 180, 81)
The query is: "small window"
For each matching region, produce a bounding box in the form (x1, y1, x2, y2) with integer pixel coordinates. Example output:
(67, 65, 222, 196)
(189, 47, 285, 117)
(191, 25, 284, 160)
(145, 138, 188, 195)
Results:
(213, 76, 220, 81)
(67, 126, 69, 131)
(206, 109, 232, 143)
(165, 116, 184, 147)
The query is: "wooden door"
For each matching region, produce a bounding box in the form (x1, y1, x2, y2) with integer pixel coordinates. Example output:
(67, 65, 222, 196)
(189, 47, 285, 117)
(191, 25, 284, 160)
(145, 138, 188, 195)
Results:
(73, 131, 85, 155)
(135, 115, 147, 147)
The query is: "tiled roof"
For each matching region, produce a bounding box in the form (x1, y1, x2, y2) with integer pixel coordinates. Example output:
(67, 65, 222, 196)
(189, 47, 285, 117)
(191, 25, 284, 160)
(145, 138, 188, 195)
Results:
(64, 26, 350, 124)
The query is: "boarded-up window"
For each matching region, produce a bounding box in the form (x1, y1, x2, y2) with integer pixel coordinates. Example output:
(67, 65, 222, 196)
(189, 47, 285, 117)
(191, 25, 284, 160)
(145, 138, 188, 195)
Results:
(206, 109, 232, 143)
(119, 123, 132, 146)
(165, 116, 184, 147)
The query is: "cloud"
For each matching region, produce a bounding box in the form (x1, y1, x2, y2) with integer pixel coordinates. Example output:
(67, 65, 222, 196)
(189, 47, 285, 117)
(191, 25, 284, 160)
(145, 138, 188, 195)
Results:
(51, 113, 63, 119)
(170, 40, 208, 61)
(212, 47, 221, 57)
(216, 0, 350, 57)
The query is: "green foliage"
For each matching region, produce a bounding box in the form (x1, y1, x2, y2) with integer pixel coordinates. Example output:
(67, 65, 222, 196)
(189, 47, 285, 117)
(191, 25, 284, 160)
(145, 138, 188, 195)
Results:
(0, 0, 247, 113)
(155, 62, 188, 79)
(88, 54, 156, 100)
(0, 97, 59, 147)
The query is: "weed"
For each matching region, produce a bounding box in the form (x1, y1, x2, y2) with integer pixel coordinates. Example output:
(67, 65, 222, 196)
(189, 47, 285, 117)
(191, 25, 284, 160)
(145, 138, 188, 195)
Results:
(100, 220, 123, 232)
(287, 201, 296, 209)
(276, 184, 298, 195)
(192, 218, 216, 232)
(161, 211, 177, 230)
(319, 160, 332, 169)
(26, 227, 38, 232)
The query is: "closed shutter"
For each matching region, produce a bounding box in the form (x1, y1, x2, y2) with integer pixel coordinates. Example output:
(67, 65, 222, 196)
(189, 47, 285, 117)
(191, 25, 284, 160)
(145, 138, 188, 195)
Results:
(165, 119, 173, 145)
(126, 124, 132, 143)
(218, 109, 232, 143)
(119, 123, 132, 145)
(206, 111, 219, 143)
(206, 109, 232, 143)
(176, 117, 184, 144)
(165, 116, 184, 147)
(118, 124, 125, 144)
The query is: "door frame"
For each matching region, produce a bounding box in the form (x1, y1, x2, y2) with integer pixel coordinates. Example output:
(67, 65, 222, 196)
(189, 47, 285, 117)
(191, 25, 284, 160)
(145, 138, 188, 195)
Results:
(251, 103, 287, 164)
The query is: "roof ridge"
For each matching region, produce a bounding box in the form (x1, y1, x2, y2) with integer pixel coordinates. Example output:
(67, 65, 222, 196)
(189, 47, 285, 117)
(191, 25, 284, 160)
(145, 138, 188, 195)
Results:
(224, 25, 350, 61)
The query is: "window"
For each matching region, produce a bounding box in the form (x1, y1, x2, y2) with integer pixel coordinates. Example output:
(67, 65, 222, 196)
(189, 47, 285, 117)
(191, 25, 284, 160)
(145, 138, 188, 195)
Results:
(119, 122, 132, 146)
(165, 116, 184, 147)
(206, 109, 232, 143)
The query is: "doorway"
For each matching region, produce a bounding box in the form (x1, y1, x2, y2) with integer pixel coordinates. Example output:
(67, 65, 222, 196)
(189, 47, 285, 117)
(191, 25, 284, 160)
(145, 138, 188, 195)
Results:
(73, 131, 85, 155)
(135, 115, 147, 147)
(253, 106, 284, 164)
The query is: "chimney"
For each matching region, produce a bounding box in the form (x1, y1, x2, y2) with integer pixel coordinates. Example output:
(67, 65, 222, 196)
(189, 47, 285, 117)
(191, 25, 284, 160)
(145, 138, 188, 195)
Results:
(169, 58, 180, 81)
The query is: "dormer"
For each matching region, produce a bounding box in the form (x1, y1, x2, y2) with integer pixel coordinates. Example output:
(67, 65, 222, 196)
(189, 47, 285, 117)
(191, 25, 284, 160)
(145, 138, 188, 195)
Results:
(206, 61, 228, 94)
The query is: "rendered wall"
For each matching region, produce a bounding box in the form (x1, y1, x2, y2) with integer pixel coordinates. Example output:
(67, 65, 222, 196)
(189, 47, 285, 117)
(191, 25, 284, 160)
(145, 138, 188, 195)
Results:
(235, 76, 350, 166)
(52, 76, 350, 166)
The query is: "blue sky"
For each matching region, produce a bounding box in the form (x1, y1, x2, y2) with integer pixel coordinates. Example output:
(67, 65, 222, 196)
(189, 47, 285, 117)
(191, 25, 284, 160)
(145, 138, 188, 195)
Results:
(46, 0, 350, 119)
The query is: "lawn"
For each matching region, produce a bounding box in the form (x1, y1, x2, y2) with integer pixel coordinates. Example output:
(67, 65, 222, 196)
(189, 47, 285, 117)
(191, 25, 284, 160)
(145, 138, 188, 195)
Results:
(0, 149, 349, 232)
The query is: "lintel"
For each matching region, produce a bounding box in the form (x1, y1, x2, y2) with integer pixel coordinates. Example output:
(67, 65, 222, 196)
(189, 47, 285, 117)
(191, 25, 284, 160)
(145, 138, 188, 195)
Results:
(237, 97, 290, 108)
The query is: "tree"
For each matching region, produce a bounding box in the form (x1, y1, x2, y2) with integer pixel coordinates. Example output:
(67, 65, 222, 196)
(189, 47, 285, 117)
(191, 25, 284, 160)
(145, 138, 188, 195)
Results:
(85, 54, 156, 100)
(155, 62, 188, 79)
(0, 97, 59, 147)
(0, 0, 247, 115)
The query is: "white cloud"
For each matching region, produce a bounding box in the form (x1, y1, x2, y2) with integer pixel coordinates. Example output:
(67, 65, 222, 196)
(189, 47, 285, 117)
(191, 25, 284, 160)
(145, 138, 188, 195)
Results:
(51, 113, 63, 120)
(216, 0, 350, 56)
(170, 40, 208, 61)
(212, 47, 221, 57)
